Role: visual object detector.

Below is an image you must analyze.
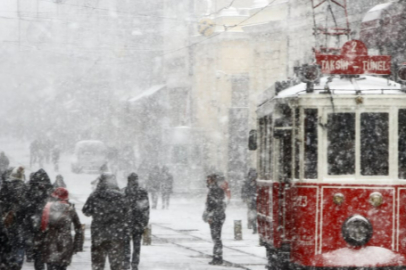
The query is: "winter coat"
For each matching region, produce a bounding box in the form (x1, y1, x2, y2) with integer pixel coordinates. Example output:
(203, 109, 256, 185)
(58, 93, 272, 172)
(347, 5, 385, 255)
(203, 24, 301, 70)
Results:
(41, 201, 82, 265)
(25, 169, 53, 232)
(205, 185, 226, 223)
(82, 178, 127, 245)
(160, 172, 173, 194)
(0, 205, 11, 254)
(0, 178, 28, 246)
(124, 183, 150, 234)
(241, 180, 257, 210)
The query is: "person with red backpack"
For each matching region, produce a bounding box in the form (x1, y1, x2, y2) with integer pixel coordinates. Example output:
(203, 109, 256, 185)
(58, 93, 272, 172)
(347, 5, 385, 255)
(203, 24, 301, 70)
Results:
(40, 188, 83, 270)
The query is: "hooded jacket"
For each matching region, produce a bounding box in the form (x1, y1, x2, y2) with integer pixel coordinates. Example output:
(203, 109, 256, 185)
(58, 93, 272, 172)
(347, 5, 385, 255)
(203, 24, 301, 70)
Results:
(41, 188, 83, 265)
(82, 173, 127, 245)
(124, 173, 150, 234)
(0, 166, 28, 246)
(25, 169, 53, 231)
(205, 175, 226, 223)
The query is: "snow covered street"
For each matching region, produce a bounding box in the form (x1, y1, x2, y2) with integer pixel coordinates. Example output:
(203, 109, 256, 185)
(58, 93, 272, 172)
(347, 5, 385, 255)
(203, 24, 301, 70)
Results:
(0, 137, 267, 270)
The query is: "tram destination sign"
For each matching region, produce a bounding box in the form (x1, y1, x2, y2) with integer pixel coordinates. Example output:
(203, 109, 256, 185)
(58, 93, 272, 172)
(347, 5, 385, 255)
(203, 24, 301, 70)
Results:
(316, 40, 391, 75)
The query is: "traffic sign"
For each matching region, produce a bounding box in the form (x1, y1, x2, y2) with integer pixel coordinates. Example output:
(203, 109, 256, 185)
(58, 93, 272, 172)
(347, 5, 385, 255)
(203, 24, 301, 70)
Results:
(316, 40, 391, 75)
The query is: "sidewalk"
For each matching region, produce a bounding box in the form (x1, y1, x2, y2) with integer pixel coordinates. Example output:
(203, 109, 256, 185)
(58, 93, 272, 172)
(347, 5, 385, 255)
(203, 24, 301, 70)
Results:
(22, 195, 267, 270)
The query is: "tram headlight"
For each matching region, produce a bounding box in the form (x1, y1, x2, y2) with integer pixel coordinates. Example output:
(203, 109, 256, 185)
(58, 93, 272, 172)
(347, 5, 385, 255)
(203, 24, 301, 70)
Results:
(342, 215, 373, 247)
(369, 192, 383, 207)
(333, 193, 344, 205)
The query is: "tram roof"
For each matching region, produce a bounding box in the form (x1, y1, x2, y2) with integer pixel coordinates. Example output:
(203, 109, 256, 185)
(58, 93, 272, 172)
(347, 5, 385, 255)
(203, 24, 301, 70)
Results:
(277, 76, 402, 99)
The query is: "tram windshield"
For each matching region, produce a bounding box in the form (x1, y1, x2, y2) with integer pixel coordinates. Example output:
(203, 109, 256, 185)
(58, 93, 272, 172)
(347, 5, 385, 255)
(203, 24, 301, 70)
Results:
(327, 113, 355, 175)
(327, 112, 389, 177)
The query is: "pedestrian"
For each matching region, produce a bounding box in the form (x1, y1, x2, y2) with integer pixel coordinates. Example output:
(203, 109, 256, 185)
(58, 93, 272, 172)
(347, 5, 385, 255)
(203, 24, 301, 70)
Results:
(82, 173, 127, 270)
(0, 204, 12, 270)
(0, 151, 10, 175)
(25, 169, 53, 270)
(160, 166, 173, 209)
(124, 173, 150, 270)
(51, 146, 60, 172)
(0, 166, 28, 270)
(241, 168, 258, 233)
(203, 173, 226, 265)
(146, 166, 161, 209)
(41, 187, 83, 270)
(53, 175, 67, 189)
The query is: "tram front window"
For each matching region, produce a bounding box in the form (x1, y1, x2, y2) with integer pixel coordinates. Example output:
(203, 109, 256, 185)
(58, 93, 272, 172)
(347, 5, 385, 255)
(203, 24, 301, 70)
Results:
(361, 113, 389, 176)
(399, 110, 406, 179)
(327, 113, 355, 175)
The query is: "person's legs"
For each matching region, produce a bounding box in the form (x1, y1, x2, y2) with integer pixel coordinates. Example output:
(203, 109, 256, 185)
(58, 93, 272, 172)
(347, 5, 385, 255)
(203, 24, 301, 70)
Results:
(91, 242, 107, 270)
(8, 246, 25, 270)
(131, 232, 143, 270)
(209, 221, 224, 264)
(123, 235, 131, 269)
(108, 240, 125, 270)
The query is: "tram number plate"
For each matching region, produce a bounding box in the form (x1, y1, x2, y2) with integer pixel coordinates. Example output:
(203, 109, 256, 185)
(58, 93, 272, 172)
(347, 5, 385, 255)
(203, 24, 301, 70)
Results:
(294, 196, 308, 207)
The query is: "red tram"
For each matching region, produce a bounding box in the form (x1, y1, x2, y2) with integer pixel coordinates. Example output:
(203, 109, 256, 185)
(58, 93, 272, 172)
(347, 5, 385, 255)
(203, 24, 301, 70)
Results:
(255, 64, 406, 269)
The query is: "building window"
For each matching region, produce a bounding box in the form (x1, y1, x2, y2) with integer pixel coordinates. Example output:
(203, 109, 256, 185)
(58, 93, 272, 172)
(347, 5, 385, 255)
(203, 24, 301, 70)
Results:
(361, 113, 389, 176)
(327, 113, 355, 175)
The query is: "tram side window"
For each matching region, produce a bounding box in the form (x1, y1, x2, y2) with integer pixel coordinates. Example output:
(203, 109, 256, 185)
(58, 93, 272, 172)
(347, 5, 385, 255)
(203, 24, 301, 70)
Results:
(304, 109, 318, 179)
(258, 118, 266, 179)
(294, 108, 300, 179)
(265, 116, 273, 180)
(327, 113, 355, 175)
(361, 113, 389, 176)
(399, 110, 406, 179)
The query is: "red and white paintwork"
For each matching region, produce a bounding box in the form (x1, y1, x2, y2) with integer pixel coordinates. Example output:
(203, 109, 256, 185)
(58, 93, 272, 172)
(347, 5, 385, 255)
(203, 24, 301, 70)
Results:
(256, 75, 406, 268)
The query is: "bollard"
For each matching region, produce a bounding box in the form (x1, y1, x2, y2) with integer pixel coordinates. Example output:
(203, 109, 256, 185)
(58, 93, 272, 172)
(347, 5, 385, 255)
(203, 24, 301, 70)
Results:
(143, 224, 152, 246)
(234, 220, 242, 240)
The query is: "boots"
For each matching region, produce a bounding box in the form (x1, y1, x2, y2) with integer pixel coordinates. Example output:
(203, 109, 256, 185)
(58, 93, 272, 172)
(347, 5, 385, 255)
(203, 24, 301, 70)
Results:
(209, 257, 223, 265)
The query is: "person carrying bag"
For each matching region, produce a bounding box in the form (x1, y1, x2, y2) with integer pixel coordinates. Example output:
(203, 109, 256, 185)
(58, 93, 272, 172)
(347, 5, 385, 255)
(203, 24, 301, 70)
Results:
(40, 188, 83, 270)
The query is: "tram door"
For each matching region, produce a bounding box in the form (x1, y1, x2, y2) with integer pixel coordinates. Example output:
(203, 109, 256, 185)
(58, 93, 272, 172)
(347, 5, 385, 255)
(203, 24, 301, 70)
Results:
(274, 129, 292, 240)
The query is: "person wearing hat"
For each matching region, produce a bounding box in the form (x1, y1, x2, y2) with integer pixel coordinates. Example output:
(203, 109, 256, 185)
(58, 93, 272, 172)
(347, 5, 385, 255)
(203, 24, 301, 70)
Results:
(40, 187, 83, 270)
(0, 166, 28, 270)
(203, 173, 226, 265)
(123, 173, 150, 270)
(83, 173, 127, 270)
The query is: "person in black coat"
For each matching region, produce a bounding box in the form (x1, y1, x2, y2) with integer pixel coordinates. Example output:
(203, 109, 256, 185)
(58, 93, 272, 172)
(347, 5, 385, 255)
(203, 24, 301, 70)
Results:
(25, 169, 53, 270)
(0, 166, 28, 270)
(203, 173, 226, 265)
(0, 204, 11, 270)
(123, 173, 150, 270)
(82, 173, 127, 270)
(241, 168, 258, 233)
